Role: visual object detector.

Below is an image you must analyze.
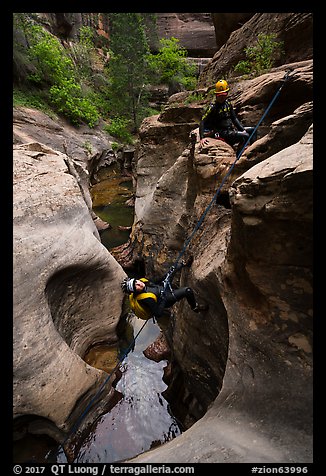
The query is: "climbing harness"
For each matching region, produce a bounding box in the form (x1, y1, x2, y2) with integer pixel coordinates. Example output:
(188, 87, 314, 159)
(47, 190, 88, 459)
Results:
(161, 68, 294, 295)
(52, 69, 293, 458)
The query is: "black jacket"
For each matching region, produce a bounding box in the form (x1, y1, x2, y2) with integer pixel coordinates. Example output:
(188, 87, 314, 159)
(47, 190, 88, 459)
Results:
(199, 99, 244, 139)
(136, 281, 165, 317)
(132, 263, 183, 317)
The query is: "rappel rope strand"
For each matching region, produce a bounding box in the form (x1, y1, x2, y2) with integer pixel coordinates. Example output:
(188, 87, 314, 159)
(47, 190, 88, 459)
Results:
(54, 69, 292, 457)
(162, 69, 293, 293)
(55, 319, 149, 456)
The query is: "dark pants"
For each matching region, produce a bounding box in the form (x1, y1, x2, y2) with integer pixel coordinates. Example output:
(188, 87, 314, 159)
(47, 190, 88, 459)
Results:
(221, 127, 256, 147)
(205, 127, 257, 149)
(164, 287, 197, 310)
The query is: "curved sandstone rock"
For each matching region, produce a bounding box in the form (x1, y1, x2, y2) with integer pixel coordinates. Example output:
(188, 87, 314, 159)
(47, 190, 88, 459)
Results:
(128, 126, 313, 464)
(13, 142, 126, 435)
(127, 62, 313, 461)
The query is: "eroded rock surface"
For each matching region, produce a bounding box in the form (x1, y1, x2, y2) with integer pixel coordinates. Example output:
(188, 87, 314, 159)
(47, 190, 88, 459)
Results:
(198, 13, 313, 87)
(125, 58, 313, 461)
(13, 142, 126, 436)
(152, 13, 216, 57)
(128, 126, 313, 464)
(12, 11, 313, 463)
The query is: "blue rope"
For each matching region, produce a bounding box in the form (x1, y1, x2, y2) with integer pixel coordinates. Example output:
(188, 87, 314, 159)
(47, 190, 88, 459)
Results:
(162, 69, 293, 291)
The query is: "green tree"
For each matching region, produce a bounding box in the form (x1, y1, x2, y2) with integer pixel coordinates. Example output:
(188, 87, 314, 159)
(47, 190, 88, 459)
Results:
(234, 33, 284, 76)
(148, 37, 197, 92)
(26, 25, 76, 86)
(105, 13, 152, 131)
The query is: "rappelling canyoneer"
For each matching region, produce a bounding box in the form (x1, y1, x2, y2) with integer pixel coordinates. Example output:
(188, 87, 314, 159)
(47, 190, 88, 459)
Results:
(121, 258, 208, 321)
(122, 72, 294, 324)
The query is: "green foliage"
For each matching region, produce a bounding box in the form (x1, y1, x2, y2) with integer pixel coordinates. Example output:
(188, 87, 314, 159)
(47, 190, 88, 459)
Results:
(148, 37, 197, 90)
(79, 26, 94, 48)
(14, 13, 199, 136)
(234, 33, 284, 76)
(184, 91, 205, 104)
(13, 87, 57, 119)
(85, 87, 111, 117)
(24, 24, 75, 86)
(111, 142, 120, 151)
(49, 80, 99, 127)
(82, 140, 93, 155)
(69, 26, 98, 81)
(233, 60, 252, 75)
(143, 106, 161, 117)
(105, 16, 197, 133)
(13, 17, 99, 127)
(103, 116, 134, 145)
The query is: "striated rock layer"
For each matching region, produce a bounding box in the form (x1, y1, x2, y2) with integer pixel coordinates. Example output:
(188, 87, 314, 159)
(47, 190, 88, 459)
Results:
(12, 11, 313, 462)
(152, 13, 216, 57)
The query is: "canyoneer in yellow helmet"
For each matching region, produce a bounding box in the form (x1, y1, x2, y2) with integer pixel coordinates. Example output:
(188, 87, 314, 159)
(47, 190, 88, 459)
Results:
(199, 79, 256, 153)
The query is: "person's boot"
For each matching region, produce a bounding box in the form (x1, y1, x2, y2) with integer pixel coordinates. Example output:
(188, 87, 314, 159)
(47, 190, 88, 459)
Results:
(192, 303, 208, 313)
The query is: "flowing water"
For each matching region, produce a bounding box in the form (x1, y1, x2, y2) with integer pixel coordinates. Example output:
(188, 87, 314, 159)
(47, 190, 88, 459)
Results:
(70, 169, 182, 462)
(71, 315, 181, 463)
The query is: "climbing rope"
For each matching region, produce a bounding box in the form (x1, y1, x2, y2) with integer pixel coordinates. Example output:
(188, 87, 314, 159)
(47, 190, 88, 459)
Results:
(52, 69, 293, 459)
(162, 68, 293, 293)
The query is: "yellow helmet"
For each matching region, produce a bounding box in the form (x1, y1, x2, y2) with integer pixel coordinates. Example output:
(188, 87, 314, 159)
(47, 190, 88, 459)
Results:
(215, 79, 229, 94)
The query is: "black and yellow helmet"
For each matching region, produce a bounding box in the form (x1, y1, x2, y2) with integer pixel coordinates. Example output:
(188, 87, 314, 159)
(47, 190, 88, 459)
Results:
(121, 277, 136, 294)
(215, 79, 229, 94)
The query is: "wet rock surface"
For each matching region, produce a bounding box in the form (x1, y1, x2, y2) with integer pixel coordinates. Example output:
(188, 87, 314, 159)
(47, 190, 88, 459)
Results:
(13, 12, 313, 464)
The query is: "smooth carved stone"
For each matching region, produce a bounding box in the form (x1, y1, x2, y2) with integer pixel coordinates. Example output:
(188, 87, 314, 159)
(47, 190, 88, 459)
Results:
(13, 142, 126, 434)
